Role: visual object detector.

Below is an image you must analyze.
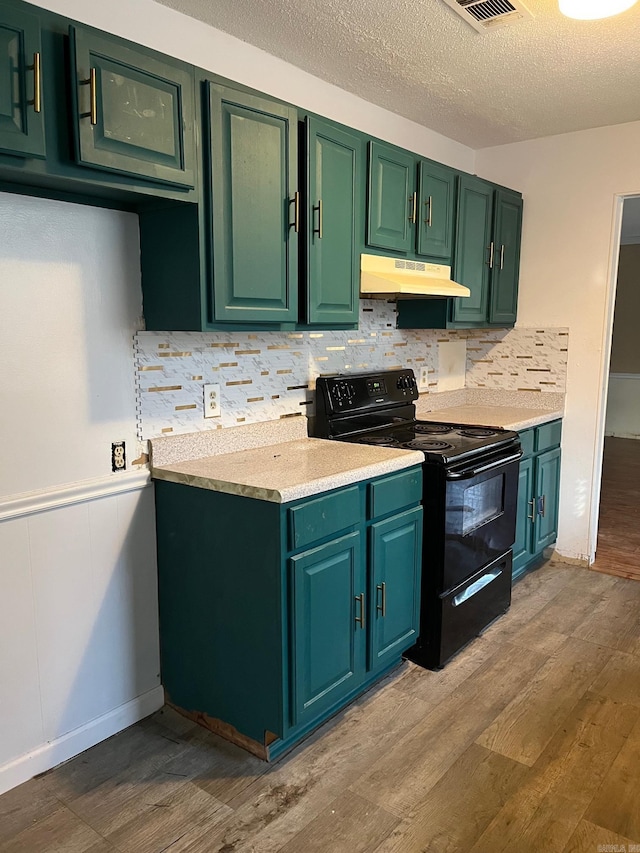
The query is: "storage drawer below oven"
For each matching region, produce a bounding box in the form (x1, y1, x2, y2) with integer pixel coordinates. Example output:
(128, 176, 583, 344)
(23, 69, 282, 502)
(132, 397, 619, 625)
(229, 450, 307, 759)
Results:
(439, 551, 512, 667)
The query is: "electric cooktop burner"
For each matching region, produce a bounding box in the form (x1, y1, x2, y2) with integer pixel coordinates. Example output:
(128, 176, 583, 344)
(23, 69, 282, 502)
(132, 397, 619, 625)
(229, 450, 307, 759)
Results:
(458, 428, 499, 438)
(414, 424, 452, 435)
(358, 435, 400, 446)
(403, 439, 454, 451)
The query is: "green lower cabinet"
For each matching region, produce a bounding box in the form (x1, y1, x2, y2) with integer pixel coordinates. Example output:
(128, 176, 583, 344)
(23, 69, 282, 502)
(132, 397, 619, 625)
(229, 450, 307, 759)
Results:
(369, 506, 422, 672)
(290, 531, 366, 727)
(154, 465, 423, 760)
(0, 5, 45, 158)
(69, 26, 196, 187)
(513, 423, 562, 581)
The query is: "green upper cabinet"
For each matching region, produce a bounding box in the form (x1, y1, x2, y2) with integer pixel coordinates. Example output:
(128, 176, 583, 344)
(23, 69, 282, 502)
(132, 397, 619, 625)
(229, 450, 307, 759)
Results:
(369, 506, 422, 673)
(0, 5, 45, 158)
(305, 117, 361, 326)
(451, 175, 493, 324)
(489, 189, 523, 326)
(367, 141, 416, 253)
(417, 160, 456, 259)
(69, 26, 195, 187)
(208, 83, 298, 324)
(290, 531, 366, 728)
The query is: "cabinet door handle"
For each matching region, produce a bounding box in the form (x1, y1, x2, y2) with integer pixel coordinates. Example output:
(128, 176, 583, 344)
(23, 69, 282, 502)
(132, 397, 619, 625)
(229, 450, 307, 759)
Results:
(500, 244, 505, 270)
(289, 191, 300, 233)
(376, 582, 386, 617)
(424, 196, 433, 228)
(486, 242, 495, 268)
(409, 192, 417, 224)
(538, 495, 546, 518)
(354, 592, 365, 629)
(28, 52, 42, 114)
(527, 499, 535, 522)
(80, 67, 98, 126)
(312, 199, 322, 238)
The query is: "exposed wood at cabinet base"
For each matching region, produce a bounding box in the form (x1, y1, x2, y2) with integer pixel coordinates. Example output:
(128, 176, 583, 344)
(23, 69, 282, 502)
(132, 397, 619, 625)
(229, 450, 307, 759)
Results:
(2, 559, 640, 852)
(593, 436, 640, 581)
(166, 699, 276, 761)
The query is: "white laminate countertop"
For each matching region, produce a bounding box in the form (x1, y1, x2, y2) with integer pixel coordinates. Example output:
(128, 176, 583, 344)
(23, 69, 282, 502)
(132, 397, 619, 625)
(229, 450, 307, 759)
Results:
(416, 404, 563, 431)
(151, 437, 424, 504)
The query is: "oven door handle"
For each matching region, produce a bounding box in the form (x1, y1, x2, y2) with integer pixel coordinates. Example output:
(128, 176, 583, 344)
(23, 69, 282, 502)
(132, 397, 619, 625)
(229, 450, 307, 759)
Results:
(446, 449, 523, 481)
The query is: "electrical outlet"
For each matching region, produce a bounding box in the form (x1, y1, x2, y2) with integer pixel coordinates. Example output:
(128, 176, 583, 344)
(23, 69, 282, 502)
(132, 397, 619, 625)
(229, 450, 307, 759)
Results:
(111, 441, 126, 472)
(418, 367, 429, 392)
(203, 383, 221, 418)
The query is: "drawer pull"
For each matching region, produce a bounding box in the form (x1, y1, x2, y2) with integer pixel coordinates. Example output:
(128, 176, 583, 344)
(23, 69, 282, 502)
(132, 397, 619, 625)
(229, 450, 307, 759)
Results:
(527, 499, 535, 522)
(376, 582, 387, 617)
(453, 569, 502, 607)
(409, 192, 417, 224)
(312, 198, 323, 238)
(80, 67, 98, 125)
(486, 242, 495, 269)
(354, 592, 365, 629)
(424, 195, 433, 228)
(538, 495, 546, 518)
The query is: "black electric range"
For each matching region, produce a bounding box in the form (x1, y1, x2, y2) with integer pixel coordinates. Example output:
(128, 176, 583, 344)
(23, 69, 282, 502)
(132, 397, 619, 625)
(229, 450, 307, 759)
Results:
(312, 368, 522, 669)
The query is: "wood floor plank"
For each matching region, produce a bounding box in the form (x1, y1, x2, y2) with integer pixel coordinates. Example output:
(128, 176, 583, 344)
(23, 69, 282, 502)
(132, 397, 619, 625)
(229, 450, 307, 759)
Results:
(585, 712, 640, 842)
(0, 777, 65, 845)
(371, 744, 529, 853)
(0, 807, 110, 853)
(349, 642, 550, 817)
(278, 790, 398, 853)
(570, 588, 640, 656)
(43, 720, 189, 802)
(161, 723, 271, 805)
(104, 781, 231, 853)
(468, 692, 639, 853)
(590, 649, 640, 708)
(562, 819, 638, 853)
(177, 683, 431, 853)
(475, 638, 612, 766)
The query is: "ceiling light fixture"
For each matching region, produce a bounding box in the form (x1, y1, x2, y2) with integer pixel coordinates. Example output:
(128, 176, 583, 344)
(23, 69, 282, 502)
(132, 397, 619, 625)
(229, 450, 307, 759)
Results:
(559, 0, 637, 18)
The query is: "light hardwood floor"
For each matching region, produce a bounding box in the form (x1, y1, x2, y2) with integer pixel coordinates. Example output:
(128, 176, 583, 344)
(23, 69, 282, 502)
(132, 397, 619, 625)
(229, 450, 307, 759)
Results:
(2, 559, 640, 853)
(593, 435, 640, 581)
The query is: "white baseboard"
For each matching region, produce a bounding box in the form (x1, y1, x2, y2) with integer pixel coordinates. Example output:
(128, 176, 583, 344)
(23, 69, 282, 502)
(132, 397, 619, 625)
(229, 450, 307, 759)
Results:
(0, 685, 164, 796)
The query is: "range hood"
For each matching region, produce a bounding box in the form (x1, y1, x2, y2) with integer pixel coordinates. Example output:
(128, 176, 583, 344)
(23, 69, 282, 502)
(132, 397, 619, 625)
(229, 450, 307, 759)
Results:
(360, 253, 470, 299)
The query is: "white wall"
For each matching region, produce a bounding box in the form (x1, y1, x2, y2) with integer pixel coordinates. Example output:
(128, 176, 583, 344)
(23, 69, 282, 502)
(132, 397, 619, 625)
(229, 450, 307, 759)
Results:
(476, 121, 640, 563)
(28, 0, 474, 174)
(0, 194, 161, 795)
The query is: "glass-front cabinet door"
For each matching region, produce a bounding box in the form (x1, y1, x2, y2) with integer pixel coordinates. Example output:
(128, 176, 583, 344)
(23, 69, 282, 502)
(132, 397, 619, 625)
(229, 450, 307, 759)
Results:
(69, 27, 195, 187)
(0, 6, 45, 158)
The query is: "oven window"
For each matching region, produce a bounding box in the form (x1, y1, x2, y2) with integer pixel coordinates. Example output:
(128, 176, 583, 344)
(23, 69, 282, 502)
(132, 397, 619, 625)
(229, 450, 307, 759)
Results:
(462, 473, 505, 536)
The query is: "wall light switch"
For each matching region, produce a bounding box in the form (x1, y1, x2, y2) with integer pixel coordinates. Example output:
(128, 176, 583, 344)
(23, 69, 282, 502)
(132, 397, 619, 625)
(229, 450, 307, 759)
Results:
(203, 383, 221, 418)
(418, 367, 430, 392)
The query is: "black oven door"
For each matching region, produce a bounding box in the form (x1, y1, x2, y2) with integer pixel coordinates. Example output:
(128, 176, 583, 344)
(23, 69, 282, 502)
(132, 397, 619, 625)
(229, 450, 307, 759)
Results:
(442, 448, 522, 592)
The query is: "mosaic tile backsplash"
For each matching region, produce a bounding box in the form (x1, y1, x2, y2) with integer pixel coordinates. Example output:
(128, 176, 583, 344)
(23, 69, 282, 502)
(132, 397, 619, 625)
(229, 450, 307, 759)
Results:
(135, 300, 568, 440)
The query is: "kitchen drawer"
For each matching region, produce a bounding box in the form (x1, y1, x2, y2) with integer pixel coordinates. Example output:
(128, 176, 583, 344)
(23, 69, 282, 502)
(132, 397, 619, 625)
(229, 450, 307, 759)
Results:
(368, 467, 422, 520)
(518, 428, 535, 458)
(439, 551, 512, 668)
(535, 420, 562, 453)
(288, 486, 360, 551)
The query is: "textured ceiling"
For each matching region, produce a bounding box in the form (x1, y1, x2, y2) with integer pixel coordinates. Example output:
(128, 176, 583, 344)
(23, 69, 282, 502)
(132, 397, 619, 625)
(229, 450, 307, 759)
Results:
(153, 0, 640, 148)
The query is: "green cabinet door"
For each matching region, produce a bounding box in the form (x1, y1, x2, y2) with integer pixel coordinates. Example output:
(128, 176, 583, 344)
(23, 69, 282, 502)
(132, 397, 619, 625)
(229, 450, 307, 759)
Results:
(290, 531, 366, 727)
(306, 117, 361, 325)
(69, 27, 195, 187)
(490, 190, 523, 326)
(0, 6, 45, 158)
(512, 456, 535, 580)
(209, 84, 298, 324)
(369, 507, 422, 672)
(452, 175, 493, 324)
(367, 141, 416, 253)
(417, 160, 456, 260)
(534, 448, 562, 552)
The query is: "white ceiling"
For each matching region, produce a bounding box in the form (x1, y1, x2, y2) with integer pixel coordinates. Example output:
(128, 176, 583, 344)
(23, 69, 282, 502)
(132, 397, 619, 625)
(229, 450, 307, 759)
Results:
(154, 0, 640, 148)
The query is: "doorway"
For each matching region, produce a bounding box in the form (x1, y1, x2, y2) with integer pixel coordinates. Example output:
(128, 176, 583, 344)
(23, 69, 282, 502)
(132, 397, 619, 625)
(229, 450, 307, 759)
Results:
(593, 196, 640, 580)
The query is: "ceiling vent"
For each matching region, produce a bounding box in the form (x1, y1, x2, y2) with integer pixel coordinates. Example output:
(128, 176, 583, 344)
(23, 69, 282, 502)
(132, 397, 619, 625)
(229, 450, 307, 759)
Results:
(441, 0, 533, 32)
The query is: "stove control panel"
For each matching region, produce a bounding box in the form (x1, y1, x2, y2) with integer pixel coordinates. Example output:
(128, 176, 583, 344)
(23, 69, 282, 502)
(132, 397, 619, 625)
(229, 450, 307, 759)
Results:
(319, 369, 419, 413)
